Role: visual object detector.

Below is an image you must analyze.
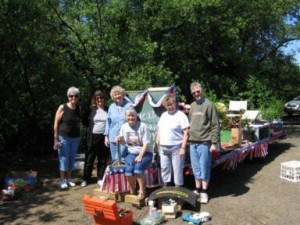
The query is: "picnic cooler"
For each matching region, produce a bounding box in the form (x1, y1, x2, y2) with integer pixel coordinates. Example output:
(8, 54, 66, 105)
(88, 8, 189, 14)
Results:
(82, 194, 133, 225)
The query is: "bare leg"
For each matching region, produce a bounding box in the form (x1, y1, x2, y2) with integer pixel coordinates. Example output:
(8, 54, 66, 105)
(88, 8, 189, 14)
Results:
(136, 174, 145, 200)
(202, 180, 209, 190)
(67, 170, 72, 179)
(60, 171, 67, 180)
(195, 179, 202, 189)
(127, 176, 136, 194)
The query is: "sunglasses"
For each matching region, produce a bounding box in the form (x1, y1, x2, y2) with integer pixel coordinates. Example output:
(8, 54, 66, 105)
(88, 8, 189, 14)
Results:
(192, 90, 201, 95)
(96, 96, 104, 100)
(69, 95, 78, 98)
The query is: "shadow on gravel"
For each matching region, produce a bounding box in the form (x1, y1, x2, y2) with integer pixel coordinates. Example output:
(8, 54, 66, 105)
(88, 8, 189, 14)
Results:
(1, 124, 299, 224)
(0, 151, 83, 225)
(207, 122, 300, 200)
(208, 139, 292, 201)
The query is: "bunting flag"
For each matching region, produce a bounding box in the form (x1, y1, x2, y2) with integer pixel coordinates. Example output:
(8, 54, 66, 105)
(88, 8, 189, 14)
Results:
(270, 123, 287, 140)
(127, 84, 177, 108)
(100, 165, 162, 193)
(212, 121, 286, 170)
(125, 90, 148, 108)
(213, 139, 270, 170)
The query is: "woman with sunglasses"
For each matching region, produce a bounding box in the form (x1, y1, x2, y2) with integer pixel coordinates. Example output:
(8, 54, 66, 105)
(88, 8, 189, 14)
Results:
(53, 86, 81, 190)
(80, 90, 110, 187)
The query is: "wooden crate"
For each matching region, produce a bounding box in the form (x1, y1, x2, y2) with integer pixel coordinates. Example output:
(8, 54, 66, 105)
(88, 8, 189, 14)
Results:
(124, 194, 145, 207)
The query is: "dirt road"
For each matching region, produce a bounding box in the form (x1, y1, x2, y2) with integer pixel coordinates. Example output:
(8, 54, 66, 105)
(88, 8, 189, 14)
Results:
(1, 124, 300, 225)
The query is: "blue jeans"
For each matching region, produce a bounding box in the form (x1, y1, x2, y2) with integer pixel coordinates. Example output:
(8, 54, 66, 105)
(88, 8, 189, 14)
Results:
(189, 143, 212, 180)
(109, 142, 128, 162)
(58, 135, 80, 171)
(124, 152, 153, 176)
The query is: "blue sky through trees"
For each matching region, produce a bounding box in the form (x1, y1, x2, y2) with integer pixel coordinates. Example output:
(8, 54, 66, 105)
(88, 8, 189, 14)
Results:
(282, 40, 300, 65)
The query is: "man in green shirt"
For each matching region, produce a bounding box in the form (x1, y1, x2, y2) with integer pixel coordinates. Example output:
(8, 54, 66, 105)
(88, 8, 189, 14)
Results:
(189, 82, 220, 204)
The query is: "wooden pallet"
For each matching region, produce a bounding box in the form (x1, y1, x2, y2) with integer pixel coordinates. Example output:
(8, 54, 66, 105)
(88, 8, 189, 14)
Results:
(164, 212, 177, 219)
(124, 194, 145, 208)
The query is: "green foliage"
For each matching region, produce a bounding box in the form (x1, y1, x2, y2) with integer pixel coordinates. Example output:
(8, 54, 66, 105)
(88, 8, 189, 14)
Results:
(0, 0, 300, 167)
(121, 64, 174, 90)
(260, 97, 285, 121)
(239, 75, 272, 109)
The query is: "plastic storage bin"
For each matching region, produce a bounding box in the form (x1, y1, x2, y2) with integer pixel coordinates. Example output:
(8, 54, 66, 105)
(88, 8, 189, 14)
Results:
(280, 160, 300, 183)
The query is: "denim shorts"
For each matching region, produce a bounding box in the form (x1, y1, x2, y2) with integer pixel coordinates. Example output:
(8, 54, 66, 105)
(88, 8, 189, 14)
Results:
(124, 152, 153, 176)
(58, 135, 80, 171)
(189, 143, 212, 180)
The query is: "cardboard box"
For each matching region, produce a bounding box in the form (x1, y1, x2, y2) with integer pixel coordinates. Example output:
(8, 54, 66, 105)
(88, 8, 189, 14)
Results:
(231, 128, 241, 145)
(5, 171, 38, 189)
(162, 203, 177, 214)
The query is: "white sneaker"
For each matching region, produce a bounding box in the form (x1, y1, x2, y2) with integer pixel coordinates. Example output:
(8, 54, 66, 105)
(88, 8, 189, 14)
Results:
(60, 180, 68, 190)
(67, 179, 76, 187)
(97, 179, 103, 187)
(193, 190, 200, 196)
(200, 193, 209, 204)
(80, 180, 87, 187)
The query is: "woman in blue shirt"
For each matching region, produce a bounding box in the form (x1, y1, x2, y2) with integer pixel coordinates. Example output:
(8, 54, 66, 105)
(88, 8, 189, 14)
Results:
(104, 85, 132, 162)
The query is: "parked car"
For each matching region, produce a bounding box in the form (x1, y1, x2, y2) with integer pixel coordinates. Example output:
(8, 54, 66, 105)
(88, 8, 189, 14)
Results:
(284, 95, 300, 116)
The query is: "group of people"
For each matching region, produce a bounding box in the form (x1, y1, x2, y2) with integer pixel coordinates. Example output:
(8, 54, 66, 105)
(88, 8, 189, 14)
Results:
(53, 82, 220, 204)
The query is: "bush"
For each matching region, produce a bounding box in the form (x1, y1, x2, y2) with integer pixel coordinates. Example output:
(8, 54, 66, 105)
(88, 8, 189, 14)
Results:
(260, 98, 284, 121)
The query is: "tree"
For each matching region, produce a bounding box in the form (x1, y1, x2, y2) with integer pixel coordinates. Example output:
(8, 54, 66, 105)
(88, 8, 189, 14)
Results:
(0, 0, 299, 168)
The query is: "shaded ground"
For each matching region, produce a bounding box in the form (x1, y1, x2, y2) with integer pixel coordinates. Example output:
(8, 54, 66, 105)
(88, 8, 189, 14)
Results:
(1, 123, 300, 225)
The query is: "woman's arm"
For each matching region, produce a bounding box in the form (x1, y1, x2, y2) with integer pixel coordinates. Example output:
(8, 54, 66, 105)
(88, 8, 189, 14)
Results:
(104, 106, 112, 147)
(135, 142, 149, 162)
(180, 128, 189, 158)
(53, 104, 64, 148)
(153, 129, 160, 153)
(115, 135, 126, 145)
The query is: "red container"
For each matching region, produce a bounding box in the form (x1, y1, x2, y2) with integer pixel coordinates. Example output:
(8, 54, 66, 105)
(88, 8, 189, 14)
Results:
(82, 195, 133, 225)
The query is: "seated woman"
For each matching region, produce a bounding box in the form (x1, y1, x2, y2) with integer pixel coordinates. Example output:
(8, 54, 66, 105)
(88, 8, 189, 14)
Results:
(115, 108, 153, 200)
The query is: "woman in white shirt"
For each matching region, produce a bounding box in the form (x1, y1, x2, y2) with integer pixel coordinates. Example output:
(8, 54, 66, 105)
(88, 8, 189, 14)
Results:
(115, 108, 152, 200)
(81, 90, 110, 187)
(154, 95, 189, 187)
